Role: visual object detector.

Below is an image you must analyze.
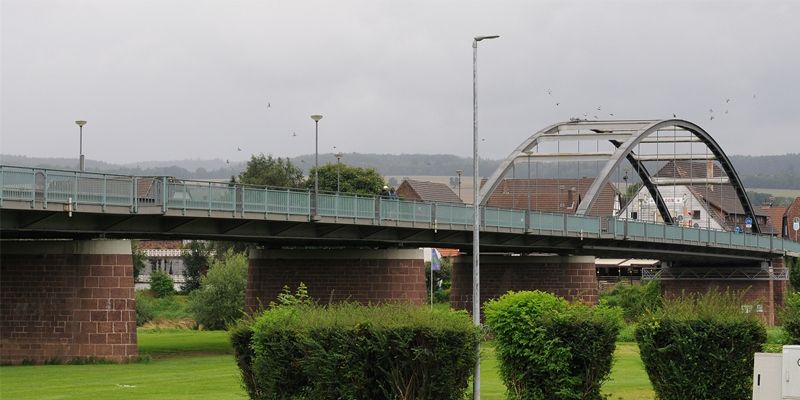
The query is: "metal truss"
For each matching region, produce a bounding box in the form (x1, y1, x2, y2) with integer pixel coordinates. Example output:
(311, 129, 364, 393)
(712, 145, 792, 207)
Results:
(479, 119, 761, 233)
(642, 266, 789, 281)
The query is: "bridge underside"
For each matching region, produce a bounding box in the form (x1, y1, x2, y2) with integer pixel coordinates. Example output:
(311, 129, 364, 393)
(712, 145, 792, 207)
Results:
(0, 206, 780, 263)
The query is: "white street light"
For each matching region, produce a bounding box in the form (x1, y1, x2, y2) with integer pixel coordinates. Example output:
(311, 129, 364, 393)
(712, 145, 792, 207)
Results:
(75, 120, 87, 171)
(472, 33, 499, 400)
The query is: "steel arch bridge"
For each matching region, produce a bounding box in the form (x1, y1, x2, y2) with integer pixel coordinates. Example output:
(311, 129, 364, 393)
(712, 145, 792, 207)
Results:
(479, 119, 762, 233)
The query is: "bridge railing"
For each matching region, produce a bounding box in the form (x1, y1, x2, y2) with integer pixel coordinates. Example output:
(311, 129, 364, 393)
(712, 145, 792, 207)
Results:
(2, 165, 799, 255)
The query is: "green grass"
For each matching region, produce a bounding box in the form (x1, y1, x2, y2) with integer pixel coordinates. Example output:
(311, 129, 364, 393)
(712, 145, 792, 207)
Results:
(1, 328, 656, 400)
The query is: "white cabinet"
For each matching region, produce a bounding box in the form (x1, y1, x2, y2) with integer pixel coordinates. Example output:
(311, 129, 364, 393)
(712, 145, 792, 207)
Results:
(784, 345, 800, 399)
(754, 353, 783, 400)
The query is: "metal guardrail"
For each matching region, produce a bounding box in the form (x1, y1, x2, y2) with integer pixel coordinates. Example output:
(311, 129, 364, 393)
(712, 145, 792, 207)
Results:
(2, 165, 799, 255)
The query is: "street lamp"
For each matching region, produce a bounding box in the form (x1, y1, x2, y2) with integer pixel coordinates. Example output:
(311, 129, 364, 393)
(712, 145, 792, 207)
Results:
(456, 169, 463, 200)
(310, 115, 323, 204)
(335, 152, 344, 193)
(75, 120, 87, 171)
(472, 33, 499, 400)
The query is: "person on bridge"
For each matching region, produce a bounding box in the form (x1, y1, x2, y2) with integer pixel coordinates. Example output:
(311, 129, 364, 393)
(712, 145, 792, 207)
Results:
(389, 187, 398, 200)
(380, 186, 390, 199)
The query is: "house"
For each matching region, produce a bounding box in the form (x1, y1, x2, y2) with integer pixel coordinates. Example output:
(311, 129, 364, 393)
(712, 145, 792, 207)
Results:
(620, 160, 767, 231)
(784, 197, 800, 241)
(396, 179, 463, 203)
(482, 178, 620, 217)
(136, 240, 186, 288)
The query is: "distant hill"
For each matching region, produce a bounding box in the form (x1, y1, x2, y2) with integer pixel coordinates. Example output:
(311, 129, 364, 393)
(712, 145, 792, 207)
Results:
(2, 153, 798, 190)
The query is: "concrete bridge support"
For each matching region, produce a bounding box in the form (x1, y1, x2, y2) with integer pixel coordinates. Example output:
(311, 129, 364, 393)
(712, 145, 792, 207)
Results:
(658, 258, 787, 326)
(0, 240, 137, 364)
(246, 249, 427, 312)
(449, 255, 598, 316)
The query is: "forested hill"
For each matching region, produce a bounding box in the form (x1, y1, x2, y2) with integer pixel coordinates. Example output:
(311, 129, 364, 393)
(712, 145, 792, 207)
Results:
(2, 153, 798, 189)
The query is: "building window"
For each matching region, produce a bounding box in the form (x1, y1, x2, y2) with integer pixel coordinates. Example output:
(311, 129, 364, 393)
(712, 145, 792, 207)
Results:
(693, 210, 701, 220)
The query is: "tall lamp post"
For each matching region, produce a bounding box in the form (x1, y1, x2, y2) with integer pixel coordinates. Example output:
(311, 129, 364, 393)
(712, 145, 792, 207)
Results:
(335, 152, 344, 193)
(75, 120, 87, 171)
(456, 169, 463, 200)
(472, 34, 499, 400)
(310, 115, 323, 212)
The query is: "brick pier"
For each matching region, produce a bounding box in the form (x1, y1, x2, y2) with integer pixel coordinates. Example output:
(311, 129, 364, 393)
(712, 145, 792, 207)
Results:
(0, 240, 137, 364)
(246, 249, 426, 312)
(450, 255, 598, 316)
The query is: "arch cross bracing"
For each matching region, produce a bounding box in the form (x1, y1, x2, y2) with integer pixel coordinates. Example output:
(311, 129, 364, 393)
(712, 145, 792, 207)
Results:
(479, 119, 761, 233)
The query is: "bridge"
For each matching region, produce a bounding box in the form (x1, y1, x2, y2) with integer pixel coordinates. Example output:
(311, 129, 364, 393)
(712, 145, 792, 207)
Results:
(1, 118, 796, 364)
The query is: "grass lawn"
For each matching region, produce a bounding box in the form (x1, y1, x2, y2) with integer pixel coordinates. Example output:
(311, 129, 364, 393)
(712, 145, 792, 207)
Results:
(0, 328, 656, 400)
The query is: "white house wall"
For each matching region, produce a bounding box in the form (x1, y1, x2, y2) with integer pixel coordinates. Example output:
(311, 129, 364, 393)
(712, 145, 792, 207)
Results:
(621, 185, 724, 230)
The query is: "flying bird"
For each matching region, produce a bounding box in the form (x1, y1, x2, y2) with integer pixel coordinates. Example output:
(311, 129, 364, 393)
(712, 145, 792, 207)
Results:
(555, 102, 560, 106)
(596, 106, 601, 111)
(609, 113, 615, 117)
(237, 147, 242, 151)
(291, 132, 297, 137)
(267, 102, 271, 109)
(709, 116, 715, 121)
(725, 98, 731, 103)
(709, 108, 713, 113)
(547, 89, 552, 95)
(672, 113, 677, 118)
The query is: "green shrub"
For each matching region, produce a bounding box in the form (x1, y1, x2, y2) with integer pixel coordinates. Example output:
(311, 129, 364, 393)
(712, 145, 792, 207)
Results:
(484, 290, 622, 400)
(149, 270, 174, 298)
(230, 319, 260, 399)
(784, 292, 800, 344)
(188, 250, 248, 330)
(244, 302, 480, 400)
(135, 291, 155, 326)
(635, 290, 767, 400)
(599, 281, 661, 322)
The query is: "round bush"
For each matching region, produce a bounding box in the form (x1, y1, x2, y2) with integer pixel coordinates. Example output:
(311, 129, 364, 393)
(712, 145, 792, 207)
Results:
(635, 290, 767, 400)
(484, 290, 622, 400)
(149, 270, 174, 297)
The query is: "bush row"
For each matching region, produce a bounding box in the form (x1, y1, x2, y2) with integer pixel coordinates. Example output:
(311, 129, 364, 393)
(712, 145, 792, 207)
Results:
(784, 291, 800, 344)
(233, 300, 480, 400)
(635, 290, 767, 400)
(484, 291, 622, 400)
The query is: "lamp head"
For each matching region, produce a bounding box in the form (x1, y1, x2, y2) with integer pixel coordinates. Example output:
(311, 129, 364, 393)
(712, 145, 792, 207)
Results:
(310, 114, 323, 122)
(75, 120, 87, 127)
(474, 35, 500, 42)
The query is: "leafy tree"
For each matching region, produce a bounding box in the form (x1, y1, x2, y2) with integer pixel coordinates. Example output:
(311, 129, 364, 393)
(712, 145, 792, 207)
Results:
(181, 241, 210, 293)
(188, 250, 249, 330)
(208, 241, 251, 262)
(239, 154, 305, 188)
(789, 256, 800, 292)
(306, 163, 385, 195)
(131, 241, 148, 280)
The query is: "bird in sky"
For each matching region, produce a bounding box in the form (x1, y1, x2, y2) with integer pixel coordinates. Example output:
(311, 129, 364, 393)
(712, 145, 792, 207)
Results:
(267, 102, 271, 109)
(596, 106, 601, 111)
(555, 102, 560, 106)
(710, 116, 715, 121)
(673, 113, 677, 118)
(547, 89, 552, 95)
(709, 108, 713, 113)
(291, 132, 297, 137)
(237, 147, 242, 151)
(725, 98, 731, 103)
(226, 159, 230, 164)
(609, 113, 615, 117)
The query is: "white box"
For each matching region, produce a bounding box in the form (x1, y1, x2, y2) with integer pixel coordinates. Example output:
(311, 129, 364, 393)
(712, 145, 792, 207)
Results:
(784, 345, 800, 399)
(754, 352, 783, 400)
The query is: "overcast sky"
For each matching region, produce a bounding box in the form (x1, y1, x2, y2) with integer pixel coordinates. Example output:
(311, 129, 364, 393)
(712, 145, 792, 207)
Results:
(2, 0, 799, 164)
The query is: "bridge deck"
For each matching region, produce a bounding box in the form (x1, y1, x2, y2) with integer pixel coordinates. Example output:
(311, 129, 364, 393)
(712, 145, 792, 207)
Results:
(2, 165, 798, 261)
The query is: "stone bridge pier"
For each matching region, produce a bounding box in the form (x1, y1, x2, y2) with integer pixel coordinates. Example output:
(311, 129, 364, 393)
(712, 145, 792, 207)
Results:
(449, 255, 599, 317)
(246, 248, 427, 312)
(0, 240, 137, 364)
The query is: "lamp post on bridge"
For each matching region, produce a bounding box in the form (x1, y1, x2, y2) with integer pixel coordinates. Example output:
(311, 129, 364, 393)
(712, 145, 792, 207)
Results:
(311, 115, 323, 217)
(456, 169, 463, 200)
(335, 152, 344, 193)
(472, 33, 499, 400)
(75, 120, 87, 171)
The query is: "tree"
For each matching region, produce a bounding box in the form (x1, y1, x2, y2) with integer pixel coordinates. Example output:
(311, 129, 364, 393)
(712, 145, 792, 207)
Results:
(131, 241, 148, 280)
(789, 256, 800, 292)
(306, 163, 385, 195)
(150, 270, 174, 297)
(239, 154, 305, 188)
(188, 250, 249, 330)
(181, 241, 210, 293)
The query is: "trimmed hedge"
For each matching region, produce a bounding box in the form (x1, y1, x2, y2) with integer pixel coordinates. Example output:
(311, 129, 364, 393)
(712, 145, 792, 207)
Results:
(635, 290, 767, 400)
(484, 290, 622, 400)
(784, 291, 800, 344)
(232, 303, 480, 400)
